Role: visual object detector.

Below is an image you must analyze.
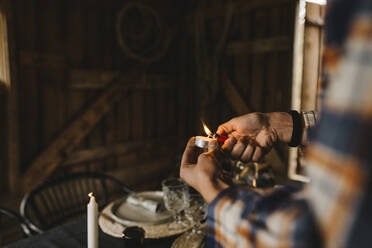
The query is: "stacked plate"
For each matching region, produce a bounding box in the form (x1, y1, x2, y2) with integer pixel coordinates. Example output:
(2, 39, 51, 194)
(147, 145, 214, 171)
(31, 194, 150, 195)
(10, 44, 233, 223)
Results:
(99, 191, 192, 239)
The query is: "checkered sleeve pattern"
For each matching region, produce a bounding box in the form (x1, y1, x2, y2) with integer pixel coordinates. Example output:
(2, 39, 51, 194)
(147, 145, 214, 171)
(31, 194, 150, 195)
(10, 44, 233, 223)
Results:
(206, 1, 372, 247)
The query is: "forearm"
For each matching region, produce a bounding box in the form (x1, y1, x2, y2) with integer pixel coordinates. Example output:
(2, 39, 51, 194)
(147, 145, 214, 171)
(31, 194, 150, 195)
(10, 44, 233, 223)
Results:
(198, 178, 230, 203)
(265, 111, 317, 145)
(206, 184, 319, 247)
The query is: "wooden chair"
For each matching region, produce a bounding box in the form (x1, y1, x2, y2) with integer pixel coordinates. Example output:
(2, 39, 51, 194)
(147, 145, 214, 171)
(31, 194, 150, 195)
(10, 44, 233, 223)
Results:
(20, 172, 132, 234)
(0, 207, 33, 245)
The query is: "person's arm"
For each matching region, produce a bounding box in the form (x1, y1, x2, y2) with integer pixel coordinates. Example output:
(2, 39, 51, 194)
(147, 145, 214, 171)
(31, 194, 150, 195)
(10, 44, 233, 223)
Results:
(180, 138, 321, 247)
(206, 184, 321, 248)
(217, 111, 318, 162)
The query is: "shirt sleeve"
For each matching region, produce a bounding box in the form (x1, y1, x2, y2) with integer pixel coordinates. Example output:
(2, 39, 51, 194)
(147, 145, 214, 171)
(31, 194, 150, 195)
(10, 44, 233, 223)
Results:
(206, 1, 372, 248)
(303, 3, 372, 246)
(206, 184, 321, 248)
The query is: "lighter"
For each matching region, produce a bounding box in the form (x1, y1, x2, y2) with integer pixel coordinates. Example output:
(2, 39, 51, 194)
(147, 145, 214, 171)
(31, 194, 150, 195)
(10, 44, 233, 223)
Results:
(195, 123, 228, 149)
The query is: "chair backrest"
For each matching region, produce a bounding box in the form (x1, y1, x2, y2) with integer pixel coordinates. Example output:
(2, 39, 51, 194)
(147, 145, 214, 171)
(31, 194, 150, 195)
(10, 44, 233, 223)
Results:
(20, 172, 132, 233)
(0, 207, 32, 245)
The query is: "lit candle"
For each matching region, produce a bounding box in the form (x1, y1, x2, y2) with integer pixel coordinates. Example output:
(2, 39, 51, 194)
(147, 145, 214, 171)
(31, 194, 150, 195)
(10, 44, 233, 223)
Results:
(195, 123, 228, 149)
(195, 136, 213, 149)
(88, 192, 98, 248)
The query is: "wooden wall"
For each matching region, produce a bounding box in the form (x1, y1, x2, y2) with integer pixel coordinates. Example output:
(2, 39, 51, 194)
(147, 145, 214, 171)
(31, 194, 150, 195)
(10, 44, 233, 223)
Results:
(0, 92, 7, 194)
(0, 0, 298, 195)
(6, 0, 199, 192)
(301, 2, 326, 111)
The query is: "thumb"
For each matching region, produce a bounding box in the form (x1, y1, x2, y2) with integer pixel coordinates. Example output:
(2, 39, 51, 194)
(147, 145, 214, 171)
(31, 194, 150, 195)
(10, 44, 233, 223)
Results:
(217, 120, 234, 135)
(208, 139, 218, 152)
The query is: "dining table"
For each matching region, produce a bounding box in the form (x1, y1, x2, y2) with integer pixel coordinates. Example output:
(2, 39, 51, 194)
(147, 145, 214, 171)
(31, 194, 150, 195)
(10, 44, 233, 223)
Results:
(4, 217, 178, 248)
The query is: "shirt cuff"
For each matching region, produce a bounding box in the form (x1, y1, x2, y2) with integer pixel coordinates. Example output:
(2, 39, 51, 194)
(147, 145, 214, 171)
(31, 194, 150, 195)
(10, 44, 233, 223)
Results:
(207, 185, 237, 211)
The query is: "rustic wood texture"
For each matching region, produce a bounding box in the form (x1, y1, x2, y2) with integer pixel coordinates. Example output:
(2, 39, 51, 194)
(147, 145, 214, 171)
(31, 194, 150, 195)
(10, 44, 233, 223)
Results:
(301, 2, 326, 112)
(3, 0, 297, 196)
(6, 0, 197, 193)
(0, 0, 19, 193)
(226, 36, 291, 55)
(22, 76, 126, 191)
(0, 0, 10, 194)
(63, 137, 176, 166)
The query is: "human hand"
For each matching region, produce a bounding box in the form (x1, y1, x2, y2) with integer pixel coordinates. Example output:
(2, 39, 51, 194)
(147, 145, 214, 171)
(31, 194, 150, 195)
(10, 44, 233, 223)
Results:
(217, 112, 293, 162)
(180, 137, 231, 203)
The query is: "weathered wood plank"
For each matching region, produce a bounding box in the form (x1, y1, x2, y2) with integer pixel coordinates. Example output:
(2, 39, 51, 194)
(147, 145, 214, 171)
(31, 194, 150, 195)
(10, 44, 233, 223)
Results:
(234, 13, 251, 100)
(204, 0, 294, 17)
(156, 89, 167, 137)
(22, 74, 131, 191)
(224, 77, 250, 114)
(265, 7, 281, 111)
(305, 16, 324, 27)
(104, 108, 117, 171)
(64, 137, 177, 166)
(302, 3, 322, 111)
(19, 50, 65, 67)
(132, 90, 144, 139)
(17, 0, 42, 174)
(250, 10, 266, 111)
(67, 0, 84, 68)
(226, 36, 291, 55)
(101, 0, 116, 172)
(69, 69, 176, 89)
(107, 157, 174, 187)
(66, 0, 87, 128)
(39, 0, 66, 146)
(0, 0, 20, 193)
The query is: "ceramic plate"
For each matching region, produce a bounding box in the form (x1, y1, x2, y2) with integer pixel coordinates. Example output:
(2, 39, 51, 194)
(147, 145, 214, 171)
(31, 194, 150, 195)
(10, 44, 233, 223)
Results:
(110, 191, 172, 226)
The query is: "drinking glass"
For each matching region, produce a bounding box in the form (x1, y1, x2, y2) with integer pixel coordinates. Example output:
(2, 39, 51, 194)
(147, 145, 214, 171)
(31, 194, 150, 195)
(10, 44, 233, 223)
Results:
(185, 193, 207, 241)
(162, 178, 189, 230)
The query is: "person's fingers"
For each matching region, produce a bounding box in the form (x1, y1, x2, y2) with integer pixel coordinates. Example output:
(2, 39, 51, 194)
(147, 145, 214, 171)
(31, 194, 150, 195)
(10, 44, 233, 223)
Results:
(197, 152, 212, 165)
(216, 119, 235, 135)
(252, 146, 263, 162)
(208, 139, 218, 152)
(209, 148, 225, 163)
(221, 137, 237, 152)
(240, 143, 255, 162)
(181, 137, 198, 166)
(230, 138, 247, 160)
(179, 163, 196, 186)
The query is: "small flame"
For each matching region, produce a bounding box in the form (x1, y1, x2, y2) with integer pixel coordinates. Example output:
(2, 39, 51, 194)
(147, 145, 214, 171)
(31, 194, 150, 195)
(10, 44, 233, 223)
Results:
(203, 123, 213, 137)
(88, 192, 94, 198)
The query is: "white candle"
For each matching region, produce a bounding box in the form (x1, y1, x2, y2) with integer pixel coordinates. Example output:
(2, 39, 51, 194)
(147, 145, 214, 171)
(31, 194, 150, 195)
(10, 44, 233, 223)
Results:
(87, 192, 98, 248)
(195, 136, 213, 149)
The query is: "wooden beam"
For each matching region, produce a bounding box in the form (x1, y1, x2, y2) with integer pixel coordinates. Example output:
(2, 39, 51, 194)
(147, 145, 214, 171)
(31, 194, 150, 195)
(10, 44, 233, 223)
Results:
(69, 69, 119, 88)
(63, 137, 177, 166)
(224, 78, 250, 114)
(107, 157, 174, 187)
(22, 73, 132, 191)
(223, 76, 286, 172)
(204, 0, 294, 18)
(69, 69, 177, 89)
(305, 16, 324, 28)
(19, 50, 65, 67)
(302, 3, 322, 111)
(0, 0, 20, 193)
(226, 36, 291, 55)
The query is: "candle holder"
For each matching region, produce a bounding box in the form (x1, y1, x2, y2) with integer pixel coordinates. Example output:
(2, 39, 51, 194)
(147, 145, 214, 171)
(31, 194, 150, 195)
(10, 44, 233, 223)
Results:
(195, 123, 228, 149)
(195, 136, 212, 149)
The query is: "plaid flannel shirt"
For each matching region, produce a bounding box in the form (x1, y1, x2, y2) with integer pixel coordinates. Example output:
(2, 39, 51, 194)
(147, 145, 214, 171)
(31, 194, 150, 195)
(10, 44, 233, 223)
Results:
(206, 1, 372, 247)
